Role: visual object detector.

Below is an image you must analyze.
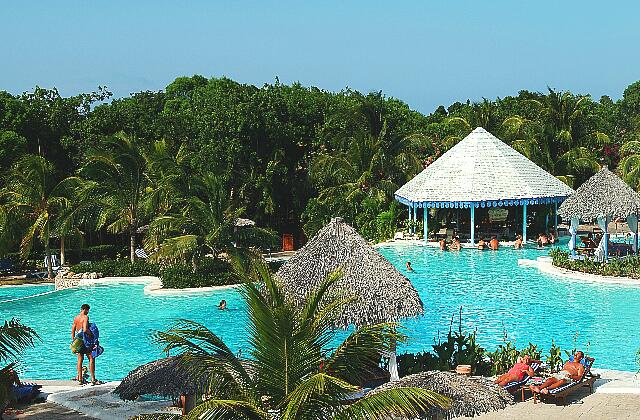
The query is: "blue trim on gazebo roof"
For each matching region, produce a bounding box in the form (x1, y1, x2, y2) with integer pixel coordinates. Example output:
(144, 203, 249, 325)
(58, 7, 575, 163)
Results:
(394, 194, 569, 209)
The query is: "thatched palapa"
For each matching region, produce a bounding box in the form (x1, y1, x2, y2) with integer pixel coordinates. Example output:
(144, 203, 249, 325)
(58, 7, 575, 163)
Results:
(276, 217, 423, 329)
(558, 166, 640, 222)
(373, 371, 514, 419)
(114, 356, 206, 401)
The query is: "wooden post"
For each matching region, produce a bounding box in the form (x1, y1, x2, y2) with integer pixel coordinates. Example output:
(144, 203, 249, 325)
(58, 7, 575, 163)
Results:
(413, 205, 417, 234)
(522, 203, 528, 243)
(423, 207, 428, 244)
(470, 206, 475, 245)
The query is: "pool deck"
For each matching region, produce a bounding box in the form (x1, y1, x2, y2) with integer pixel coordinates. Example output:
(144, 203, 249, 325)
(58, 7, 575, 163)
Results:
(15, 369, 638, 420)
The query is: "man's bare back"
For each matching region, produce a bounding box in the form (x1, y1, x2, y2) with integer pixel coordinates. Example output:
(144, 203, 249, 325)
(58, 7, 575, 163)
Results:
(72, 313, 88, 339)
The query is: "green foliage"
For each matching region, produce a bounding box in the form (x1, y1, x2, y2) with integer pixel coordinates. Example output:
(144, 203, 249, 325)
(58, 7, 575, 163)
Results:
(152, 258, 450, 418)
(547, 340, 564, 373)
(551, 248, 640, 278)
(159, 258, 236, 289)
(398, 309, 489, 377)
(70, 259, 160, 277)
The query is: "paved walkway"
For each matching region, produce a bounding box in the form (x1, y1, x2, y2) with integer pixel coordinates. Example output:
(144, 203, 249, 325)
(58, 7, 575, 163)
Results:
(461, 387, 640, 419)
(3, 401, 96, 419)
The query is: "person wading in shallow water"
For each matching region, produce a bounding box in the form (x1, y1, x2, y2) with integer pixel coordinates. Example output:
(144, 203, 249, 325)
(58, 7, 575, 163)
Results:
(71, 303, 102, 385)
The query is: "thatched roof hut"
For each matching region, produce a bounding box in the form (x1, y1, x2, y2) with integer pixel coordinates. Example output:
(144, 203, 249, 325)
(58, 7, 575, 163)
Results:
(558, 167, 640, 222)
(114, 356, 206, 401)
(276, 217, 423, 329)
(373, 371, 514, 419)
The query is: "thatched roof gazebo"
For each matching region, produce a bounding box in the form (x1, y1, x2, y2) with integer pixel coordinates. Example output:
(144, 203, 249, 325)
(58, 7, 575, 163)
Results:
(276, 217, 423, 328)
(276, 217, 423, 379)
(395, 127, 575, 243)
(114, 356, 206, 401)
(558, 167, 640, 260)
(373, 371, 514, 419)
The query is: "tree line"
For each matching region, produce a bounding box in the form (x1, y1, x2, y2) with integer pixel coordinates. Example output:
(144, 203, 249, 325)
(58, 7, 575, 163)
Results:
(2, 76, 640, 266)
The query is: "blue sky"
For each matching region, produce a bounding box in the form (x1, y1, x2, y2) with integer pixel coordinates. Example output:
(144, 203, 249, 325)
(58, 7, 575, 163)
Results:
(1, 1, 638, 113)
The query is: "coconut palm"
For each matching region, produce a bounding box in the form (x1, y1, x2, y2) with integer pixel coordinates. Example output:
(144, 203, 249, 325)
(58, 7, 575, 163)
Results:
(618, 140, 640, 190)
(81, 132, 149, 263)
(0, 319, 39, 408)
(153, 258, 450, 419)
(145, 172, 273, 265)
(0, 155, 79, 277)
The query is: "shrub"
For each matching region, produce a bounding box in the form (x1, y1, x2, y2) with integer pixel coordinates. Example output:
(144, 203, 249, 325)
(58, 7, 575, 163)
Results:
(160, 258, 238, 289)
(550, 248, 640, 278)
(70, 259, 161, 277)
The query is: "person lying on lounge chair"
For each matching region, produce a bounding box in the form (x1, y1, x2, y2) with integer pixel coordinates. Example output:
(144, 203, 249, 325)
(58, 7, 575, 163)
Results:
(530, 351, 585, 394)
(494, 355, 535, 386)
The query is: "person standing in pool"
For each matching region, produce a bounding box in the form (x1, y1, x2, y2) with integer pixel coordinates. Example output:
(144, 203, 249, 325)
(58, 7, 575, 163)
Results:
(405, 261, 414, 271)
(71, 303, 99, 385)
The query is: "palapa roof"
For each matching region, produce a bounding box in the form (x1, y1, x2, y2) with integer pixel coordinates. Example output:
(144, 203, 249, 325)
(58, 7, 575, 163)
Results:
(395, 127, 574, 208)
(373, 371, 514, 419)
(114, 356, 206, 401)
(558, 166, 640, 222)
(276, 217, 423, 328)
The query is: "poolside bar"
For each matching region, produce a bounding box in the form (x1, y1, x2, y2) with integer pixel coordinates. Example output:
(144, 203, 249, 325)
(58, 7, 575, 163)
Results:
(395, 128, 574, 245)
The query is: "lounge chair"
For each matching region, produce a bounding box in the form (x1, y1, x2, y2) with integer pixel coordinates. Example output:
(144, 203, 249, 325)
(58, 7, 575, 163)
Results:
(0, 259, 16, 276)
(533, 356, 598, 405)
(502, 360, 542, 401)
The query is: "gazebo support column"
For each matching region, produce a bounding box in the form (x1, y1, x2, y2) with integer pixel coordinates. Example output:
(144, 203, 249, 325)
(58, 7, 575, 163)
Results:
(604, 218, 609, 262)
(522, 203, 528, 243)
(470, 206, 475, 244)
(407, 205, 412, 234)
(423, 207, 428, 244)
(554, 201, 558, 232)
(413, 205, 417, 234)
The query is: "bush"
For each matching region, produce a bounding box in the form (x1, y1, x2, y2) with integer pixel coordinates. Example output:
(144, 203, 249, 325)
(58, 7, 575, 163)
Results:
(70, 259, 161, 277)
(550, 248, 640, 278)
(160, 258, 238, 289)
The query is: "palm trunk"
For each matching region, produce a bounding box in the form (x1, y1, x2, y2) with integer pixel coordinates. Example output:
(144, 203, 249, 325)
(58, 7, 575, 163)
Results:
(130, 227, 136, 263)
(45, 243, 53, 279)
(60, 236, 65, 266)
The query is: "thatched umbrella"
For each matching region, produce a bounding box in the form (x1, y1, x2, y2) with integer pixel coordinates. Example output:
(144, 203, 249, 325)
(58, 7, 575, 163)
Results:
(114, 356, 206, 401)
(276, 217, 424, 379)
(373, 371, 514, 419)
(558, 167, 640, 259)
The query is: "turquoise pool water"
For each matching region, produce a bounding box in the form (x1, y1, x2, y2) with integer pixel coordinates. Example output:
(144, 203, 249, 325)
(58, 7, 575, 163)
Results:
(2, 241, 640, 380)
(0, 284, 54, 302)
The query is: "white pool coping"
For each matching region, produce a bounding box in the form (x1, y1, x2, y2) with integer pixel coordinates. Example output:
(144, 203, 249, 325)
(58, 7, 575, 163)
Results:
(520, 256, 640, 286)
(37, 369, 640, 419)
(79, 275, 240, 295)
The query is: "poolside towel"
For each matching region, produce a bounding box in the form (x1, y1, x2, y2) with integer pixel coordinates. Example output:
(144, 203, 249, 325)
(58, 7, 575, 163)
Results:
(81, 323, 104, 358)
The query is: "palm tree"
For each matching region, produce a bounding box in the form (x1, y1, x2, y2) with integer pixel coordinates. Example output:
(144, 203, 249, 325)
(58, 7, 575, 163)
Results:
(618, 140, 640, 190)
(0, 155, 78, 278)
(153, 258, 449, 418)
(0, 319, 39, 407)
(81, 132, 148, 263)
(145, 172, 273, 265)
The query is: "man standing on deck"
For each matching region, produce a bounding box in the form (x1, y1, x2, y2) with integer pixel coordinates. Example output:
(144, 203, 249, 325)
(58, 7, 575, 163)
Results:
(71, 303, 98, 385)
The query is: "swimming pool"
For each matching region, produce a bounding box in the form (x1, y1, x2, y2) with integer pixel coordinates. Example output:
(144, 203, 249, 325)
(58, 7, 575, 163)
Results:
(2, 242, 640, 380)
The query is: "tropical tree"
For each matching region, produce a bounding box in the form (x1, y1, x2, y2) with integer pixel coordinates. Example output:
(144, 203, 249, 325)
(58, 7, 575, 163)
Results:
(145, 172, 273, 265)
(81, 132, 149, 263)
(153, 258, 449, 419)
(0, 155, 79, 277)
(0, 319, 39, 408)
(618, 140, 640, 190)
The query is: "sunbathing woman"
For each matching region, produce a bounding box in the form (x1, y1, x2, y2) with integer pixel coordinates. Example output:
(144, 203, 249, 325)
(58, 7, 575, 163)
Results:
(494, 355, 535, 387)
